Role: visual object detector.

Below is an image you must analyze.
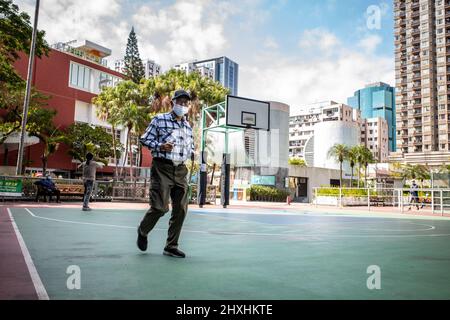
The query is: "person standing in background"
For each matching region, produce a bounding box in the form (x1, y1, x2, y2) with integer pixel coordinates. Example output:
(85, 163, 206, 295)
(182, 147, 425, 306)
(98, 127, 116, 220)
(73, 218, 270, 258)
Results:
(79, 152, 104, 211)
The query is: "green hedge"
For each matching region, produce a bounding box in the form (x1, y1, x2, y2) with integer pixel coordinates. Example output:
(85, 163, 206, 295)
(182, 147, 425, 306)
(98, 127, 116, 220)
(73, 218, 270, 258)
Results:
(248, 185, 290, 202)
(316, 187, 376, 197)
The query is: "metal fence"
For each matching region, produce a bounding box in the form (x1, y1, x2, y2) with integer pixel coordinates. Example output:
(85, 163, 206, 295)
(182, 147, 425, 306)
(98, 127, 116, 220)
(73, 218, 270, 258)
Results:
(0, 176, 113, 202)
(313, 187, 450, 215)
(1, 175, 217, 204)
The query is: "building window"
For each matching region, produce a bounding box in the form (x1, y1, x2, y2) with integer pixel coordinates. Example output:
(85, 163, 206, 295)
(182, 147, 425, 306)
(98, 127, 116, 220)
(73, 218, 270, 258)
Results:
(70, 62, 91, 90)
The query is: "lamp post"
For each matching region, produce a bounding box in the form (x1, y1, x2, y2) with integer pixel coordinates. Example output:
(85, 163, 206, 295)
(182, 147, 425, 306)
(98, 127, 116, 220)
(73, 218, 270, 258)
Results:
(16, 0, 40, 175)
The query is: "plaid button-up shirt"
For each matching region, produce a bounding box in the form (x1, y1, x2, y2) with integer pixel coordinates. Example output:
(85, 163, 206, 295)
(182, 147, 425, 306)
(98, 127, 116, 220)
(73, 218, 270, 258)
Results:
(140, 112, 195, 163)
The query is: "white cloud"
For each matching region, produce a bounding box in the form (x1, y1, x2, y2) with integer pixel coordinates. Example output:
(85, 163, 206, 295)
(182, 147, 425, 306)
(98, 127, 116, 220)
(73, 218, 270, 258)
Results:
(298, 28, 340, 52)
(240, 31, 394, 109)
(12, 0, 395, 111)
(15, 0, 127, 65)
(263, 37, 279, 49)
(358, 34, 383, 53)
(131, 0, 228, 68)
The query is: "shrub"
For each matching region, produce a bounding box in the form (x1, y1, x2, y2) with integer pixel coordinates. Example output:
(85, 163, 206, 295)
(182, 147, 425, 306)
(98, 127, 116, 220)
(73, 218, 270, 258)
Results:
(249, 185, 290, 202)
(289, 158, 306, 166)
(316, 187, 376, 197)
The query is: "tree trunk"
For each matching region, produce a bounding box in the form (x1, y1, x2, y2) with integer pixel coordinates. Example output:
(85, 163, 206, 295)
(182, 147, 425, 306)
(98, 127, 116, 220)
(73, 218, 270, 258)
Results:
(42, 143, 48, 176)
(365, 165, 368, 187)
(3, 147, 8, 166)
(42, 157, 47, 176)
(121, 129, 130, 180)
(358, 164, 361, 188)
(112, 125, 118, 181)
(340, 161, 343, 188)
(350, 166, 354, 188)
(128, 126, 133, 184)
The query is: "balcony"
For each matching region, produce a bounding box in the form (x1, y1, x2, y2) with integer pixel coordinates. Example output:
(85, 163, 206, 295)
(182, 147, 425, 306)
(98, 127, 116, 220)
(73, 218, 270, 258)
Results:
(51, 41, 109, 67)
(409, 111, 422, 117)
(411, 19, 420, 27)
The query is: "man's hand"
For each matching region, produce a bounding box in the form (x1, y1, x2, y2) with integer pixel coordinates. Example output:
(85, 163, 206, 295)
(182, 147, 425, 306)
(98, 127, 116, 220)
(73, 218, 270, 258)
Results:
(160, 142, 174, 152)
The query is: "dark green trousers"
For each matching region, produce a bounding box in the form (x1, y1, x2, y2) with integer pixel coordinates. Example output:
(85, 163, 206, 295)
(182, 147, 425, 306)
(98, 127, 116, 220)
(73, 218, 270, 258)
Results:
(139, 158, 189, 249)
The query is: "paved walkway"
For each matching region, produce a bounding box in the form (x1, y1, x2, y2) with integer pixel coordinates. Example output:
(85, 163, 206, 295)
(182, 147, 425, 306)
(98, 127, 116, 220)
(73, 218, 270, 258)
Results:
(3, 200, 449, 220)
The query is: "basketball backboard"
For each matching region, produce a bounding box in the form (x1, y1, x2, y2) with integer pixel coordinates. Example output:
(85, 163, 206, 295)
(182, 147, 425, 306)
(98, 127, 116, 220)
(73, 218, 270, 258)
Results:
(226, 95, 270, 131)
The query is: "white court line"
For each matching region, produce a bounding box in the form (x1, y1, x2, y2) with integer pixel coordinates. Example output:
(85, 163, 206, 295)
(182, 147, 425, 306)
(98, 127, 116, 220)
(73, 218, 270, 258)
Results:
(21, 208, 450, 239)
(282, 222, 436, 233)
(194, 208, 450, 221)
(7, 208, 49, 300)
(193, 212, 437, 231)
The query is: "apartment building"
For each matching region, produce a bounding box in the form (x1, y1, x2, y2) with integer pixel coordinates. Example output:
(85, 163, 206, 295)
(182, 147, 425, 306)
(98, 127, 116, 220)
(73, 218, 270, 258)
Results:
(289, 101, 360, 158)
(392, 0, 450, 166)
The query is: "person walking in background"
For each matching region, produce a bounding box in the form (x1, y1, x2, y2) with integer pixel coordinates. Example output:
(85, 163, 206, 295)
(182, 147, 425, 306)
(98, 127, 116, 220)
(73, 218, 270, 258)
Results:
(408, 180, 420, 211)
(79, 152, 104, 211)
(136, 89, 195, 258)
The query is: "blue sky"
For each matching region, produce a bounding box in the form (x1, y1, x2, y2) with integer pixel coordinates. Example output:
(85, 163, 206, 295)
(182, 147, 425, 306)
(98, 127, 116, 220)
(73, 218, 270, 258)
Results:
(15, 0, 395, 107)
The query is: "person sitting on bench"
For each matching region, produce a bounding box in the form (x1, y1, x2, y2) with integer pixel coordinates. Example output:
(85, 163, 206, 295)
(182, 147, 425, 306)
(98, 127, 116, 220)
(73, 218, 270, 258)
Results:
(35, 175, 61, 203)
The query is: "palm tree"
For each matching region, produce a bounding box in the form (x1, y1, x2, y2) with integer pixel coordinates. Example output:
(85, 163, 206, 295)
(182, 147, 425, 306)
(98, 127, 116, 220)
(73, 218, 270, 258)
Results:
(361, 147, 374, 187)
(114, 81, 151, 182)
(327, 144, 349, 188)
(354, 145, 367, 188)
(93, 87, 121, 180)
(347, 147, 358, 187)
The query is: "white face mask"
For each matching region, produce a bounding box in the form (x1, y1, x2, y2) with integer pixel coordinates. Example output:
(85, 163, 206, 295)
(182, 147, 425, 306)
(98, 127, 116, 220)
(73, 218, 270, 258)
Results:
(173, 104, 189, 117)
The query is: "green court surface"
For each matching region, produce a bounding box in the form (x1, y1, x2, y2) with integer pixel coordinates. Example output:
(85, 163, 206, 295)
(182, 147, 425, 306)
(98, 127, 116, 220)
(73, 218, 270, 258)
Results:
(8, 207, 450, 300)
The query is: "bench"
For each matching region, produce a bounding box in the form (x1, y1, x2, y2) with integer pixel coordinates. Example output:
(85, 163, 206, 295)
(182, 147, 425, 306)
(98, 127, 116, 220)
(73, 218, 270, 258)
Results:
(35, 183, 84, 202)
(369, 195, 386, 206)
(56, 184, 85, 197)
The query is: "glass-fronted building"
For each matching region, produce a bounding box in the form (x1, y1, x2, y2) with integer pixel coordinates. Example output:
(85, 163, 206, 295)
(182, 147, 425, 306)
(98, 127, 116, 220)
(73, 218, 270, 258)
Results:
(347, 82, 396, 152)
(194, 57, 239, 96)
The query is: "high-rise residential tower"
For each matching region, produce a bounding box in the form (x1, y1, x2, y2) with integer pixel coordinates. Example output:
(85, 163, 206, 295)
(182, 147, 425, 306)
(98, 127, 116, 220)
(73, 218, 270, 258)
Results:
(174, 56, 239, 95)
(391, 0, 450, 167)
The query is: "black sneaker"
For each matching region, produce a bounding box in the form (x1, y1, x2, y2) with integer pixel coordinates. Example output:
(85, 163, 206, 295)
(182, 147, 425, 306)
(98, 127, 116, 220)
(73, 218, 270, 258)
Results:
(137, 227, 148, 252)
(163, 247, 186, 258)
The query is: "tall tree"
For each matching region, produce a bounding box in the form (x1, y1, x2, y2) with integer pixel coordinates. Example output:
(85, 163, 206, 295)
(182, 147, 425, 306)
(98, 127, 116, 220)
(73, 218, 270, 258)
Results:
(123, 27, 145, 84)
(141, 69, 230, 123)
(64, 123, 120, 167)
(327, 144, 349, 188)
(361, 147, 375, 187)
(399, 164, 430, 187)
(140, 70, 229, 159)
(347, 146, 358, 187)
(354, 145, 368, 188)
(0, 86, 49, 144)
(113, 81, 150, 180)
(92, 86, 122, 180)
(26, 107, 64, 174)
(0, 0, 49, 86)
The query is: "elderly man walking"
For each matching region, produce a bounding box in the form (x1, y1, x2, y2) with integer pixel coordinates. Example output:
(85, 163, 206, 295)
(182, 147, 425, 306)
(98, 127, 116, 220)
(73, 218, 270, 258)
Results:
(137, 89, 195, 258)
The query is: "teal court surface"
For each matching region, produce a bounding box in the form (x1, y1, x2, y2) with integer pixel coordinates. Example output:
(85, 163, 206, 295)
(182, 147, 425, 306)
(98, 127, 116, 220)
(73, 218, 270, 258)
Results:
(1, 204, 450, 300)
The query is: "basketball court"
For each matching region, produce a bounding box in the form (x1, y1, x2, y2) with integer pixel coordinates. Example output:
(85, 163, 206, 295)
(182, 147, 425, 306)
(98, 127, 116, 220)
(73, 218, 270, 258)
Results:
(2, 203, 450, 300)
(2, 95, 450, 300)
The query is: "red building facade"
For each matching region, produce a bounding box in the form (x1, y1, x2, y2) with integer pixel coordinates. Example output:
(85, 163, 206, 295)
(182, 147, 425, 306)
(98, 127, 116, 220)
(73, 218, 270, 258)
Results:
(4, 40, 152, 177)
